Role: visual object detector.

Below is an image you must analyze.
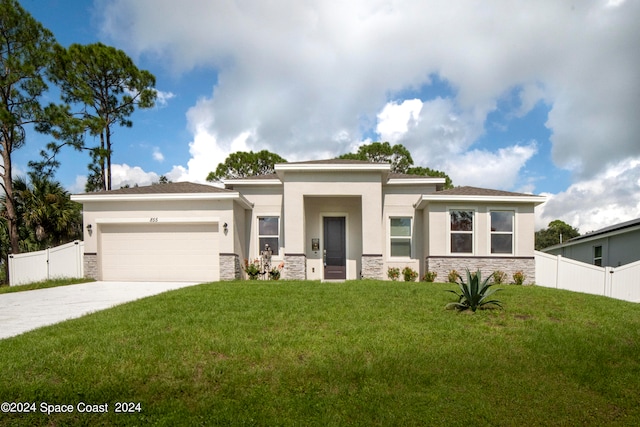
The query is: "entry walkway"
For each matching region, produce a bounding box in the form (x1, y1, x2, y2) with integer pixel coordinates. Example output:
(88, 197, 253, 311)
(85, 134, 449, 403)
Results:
(0, 281, 200, 339)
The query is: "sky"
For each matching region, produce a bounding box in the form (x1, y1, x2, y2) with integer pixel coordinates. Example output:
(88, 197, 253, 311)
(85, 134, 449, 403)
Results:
(16, 0, 640, 233)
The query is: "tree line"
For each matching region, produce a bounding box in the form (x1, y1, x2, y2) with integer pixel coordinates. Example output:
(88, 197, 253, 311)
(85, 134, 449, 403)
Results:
(206, 141, 454, 188)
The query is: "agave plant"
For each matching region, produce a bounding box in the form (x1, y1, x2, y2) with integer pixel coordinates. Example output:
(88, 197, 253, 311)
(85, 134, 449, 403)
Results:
(445, 269, 503, 312)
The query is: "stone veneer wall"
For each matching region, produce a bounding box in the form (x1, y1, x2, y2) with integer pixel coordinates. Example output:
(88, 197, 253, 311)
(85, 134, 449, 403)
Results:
(84, 253, 99, 280)
(284, 254, 306, 280)
(219, 253, 241, 280)
(361, 254, 384, 280)
(426, 256, 535, 284)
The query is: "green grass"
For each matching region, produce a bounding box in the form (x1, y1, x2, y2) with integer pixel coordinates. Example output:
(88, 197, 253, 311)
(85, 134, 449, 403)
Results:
(0, 277, 94, 295)
(1, 281, 639, 426)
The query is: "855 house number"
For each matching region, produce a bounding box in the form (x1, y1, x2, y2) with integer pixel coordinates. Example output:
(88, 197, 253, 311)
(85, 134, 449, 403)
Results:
(149, 217, 158, 222)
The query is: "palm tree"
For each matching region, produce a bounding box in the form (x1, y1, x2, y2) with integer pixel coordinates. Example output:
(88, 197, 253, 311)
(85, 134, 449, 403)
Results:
(8, 176, 82, 251)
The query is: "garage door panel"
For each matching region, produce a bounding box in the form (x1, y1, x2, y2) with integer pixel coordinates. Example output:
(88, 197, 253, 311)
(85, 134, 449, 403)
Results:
(100, 223, 219, 282)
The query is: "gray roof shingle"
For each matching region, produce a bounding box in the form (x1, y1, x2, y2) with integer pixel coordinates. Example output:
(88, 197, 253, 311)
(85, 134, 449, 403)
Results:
(76, 182, 232, 196)
(434, 186, 537, 197)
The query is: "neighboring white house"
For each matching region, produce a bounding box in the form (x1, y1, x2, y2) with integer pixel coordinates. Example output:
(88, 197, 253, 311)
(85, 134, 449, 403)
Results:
(542, 217, 640, 267)
(71, 159, 545, 282)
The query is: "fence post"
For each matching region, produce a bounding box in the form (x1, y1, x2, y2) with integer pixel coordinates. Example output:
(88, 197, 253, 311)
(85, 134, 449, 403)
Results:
(46, 247, 51, 281)
(8, 254, 14, 287)
(605, 267, 614, 298)
(75, 240, 82, 277)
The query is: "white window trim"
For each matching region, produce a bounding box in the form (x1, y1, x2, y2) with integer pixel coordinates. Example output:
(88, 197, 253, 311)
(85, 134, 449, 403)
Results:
(448, 208, 476, 255)
(388, 216, 413, 260)
(257, 215, 281, 259)
(488, 209, 516, 256)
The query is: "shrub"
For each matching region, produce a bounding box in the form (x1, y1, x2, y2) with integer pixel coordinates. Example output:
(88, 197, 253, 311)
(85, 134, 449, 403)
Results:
(492, 270, 507, 285)
(446, 269, 503, 312)
(387, 267, 400, 281)
(423, 271, 437, 282)
(402, 266, 418, 282)
(512, 270, 526, 285)
(244, 259, 261, 280)
(269, 262, 284, 280)
(447, 269, 460, 284)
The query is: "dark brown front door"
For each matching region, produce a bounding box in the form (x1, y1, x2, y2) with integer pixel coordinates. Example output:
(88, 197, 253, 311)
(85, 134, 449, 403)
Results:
(324, 217, 346, 279)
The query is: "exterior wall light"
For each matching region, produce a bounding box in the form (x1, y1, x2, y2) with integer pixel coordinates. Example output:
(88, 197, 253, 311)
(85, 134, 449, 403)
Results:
(223, 222, 228, 235)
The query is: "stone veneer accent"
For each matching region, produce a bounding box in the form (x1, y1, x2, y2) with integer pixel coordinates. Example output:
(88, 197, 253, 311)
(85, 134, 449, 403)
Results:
(425, 256, 535, 284)
(361, 254, 384, 280)
(284, 254, 306, 280)
(219, 253, 241, 280)
(84, 253, 99, 280)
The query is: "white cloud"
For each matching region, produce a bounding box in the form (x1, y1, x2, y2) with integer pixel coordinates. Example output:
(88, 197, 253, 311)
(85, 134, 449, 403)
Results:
(443, 143, 538, 190)
(110, 164, 159, 188)
(152, 147, 164, 162)
(376, 99, 423, 143)
(154, 89, 175, 107)
(537, 157, 640, 232)
(68, 175, 88, 194)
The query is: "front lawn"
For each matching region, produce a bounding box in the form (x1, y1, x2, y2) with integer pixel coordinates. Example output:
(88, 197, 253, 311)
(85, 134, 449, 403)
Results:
(1, 281, 639, 426)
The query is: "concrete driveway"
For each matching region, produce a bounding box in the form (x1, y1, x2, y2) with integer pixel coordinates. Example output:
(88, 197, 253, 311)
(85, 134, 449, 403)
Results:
(0, 281, 201, 340)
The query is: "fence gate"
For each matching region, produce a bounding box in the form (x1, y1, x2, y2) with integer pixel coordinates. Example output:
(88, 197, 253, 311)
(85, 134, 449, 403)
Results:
(8, 241, 84, 286)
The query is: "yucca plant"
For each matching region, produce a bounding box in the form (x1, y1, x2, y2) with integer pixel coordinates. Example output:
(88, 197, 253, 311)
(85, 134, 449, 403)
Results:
(446, 269, 503, 312)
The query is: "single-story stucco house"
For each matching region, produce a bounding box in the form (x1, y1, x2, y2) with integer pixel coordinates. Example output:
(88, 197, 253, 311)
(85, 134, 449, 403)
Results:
(71, 159, 546, 282)
(543, 217, 640, 267)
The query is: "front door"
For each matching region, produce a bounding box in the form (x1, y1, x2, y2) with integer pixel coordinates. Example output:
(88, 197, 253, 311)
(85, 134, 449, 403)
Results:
(324, 217, 346, 279)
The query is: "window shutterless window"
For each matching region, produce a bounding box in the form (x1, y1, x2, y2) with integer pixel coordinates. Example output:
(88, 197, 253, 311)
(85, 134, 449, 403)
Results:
(450, 210, 473, 253)
(594, 245, 602, 266)
(258, 217, 279, 255)
(390, 217, 411, 257)
(490, 211, 514, 254)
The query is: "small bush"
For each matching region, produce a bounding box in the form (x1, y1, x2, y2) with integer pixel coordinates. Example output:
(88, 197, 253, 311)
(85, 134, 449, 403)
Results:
(423, 271, 437, 282)
(492, 270, 507, 284)
(447, 269, 460, 284)
(387, 267, 400, 281)
(402, 266, 418, 282)
(512, 270, 526, 285)
(244, 259, 261, 280)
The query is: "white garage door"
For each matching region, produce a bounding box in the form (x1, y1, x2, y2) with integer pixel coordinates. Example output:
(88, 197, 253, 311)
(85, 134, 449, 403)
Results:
(100, 223, 219, 282)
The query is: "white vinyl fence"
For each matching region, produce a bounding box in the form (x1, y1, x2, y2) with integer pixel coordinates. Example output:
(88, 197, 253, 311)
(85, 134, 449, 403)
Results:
(535, 250, 640, 303)
(8, 241, 84, 286)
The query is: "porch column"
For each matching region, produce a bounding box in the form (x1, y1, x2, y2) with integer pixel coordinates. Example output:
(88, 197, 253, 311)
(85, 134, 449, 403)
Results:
(283, 183, 306, 279)
(360, 187, 384, 279)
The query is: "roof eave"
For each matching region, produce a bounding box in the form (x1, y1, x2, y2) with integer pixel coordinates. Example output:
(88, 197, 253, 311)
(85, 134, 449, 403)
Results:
(543, 223, 640, 251)
(71, 191, 255, 209)
(386, 177, 446, 185)
(414, 194, 547, 209)
(222, 178, 282, 186)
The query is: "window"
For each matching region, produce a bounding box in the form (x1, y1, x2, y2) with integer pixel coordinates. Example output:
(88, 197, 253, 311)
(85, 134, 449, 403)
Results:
(390, 217, 412, 257)
(490, 211, 514, 254)
(594, 246, 602, 266)
(258, 217, 279, 255)
(450, 210, 473, 253)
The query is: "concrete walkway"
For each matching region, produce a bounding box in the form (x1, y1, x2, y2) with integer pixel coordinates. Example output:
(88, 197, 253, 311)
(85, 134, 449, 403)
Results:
(0, 281, 201, 340)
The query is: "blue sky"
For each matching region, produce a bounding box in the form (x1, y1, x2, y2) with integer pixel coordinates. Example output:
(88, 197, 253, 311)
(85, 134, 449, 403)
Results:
(16, 0, 640, 232)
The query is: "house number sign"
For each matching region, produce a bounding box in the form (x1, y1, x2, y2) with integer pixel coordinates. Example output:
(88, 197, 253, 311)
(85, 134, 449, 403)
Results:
(150, 217, 159, 223)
